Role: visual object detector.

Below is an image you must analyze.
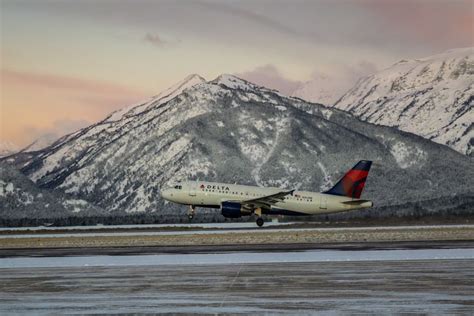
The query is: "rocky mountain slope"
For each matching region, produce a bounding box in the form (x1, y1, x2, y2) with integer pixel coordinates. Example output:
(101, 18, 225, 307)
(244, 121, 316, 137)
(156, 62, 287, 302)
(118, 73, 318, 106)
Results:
(0, 162, 105, 221)
(334, 48, 473, 156)
(3, 74, 473, 219)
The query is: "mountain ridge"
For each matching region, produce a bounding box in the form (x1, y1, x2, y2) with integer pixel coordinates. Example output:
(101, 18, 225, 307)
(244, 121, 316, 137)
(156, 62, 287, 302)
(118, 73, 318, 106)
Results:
(333, 48, 473, 156)
(3, 73, 472, 220)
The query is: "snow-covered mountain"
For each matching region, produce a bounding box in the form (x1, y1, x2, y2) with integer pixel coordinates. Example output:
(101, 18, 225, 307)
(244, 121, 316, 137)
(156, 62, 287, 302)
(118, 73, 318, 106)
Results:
(105, 74, 206, 122)
(334, 48, 473, 156)
(3, 74, 473, 219)
(0, 141, 19, 157)
(0, 162, 105, 221)
(21, 136, 57, 153)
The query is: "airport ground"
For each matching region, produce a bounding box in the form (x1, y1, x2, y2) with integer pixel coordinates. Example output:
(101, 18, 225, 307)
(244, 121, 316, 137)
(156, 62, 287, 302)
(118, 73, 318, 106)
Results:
(0, 223, 473, 249)
(0, 223, 473, 314)
(1, 258, 473, 314)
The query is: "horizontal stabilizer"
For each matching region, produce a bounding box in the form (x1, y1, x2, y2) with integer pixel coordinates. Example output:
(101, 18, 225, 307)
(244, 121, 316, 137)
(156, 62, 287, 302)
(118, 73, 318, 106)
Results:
(341, 199, 372, 205)
(341, 199, 373, 208)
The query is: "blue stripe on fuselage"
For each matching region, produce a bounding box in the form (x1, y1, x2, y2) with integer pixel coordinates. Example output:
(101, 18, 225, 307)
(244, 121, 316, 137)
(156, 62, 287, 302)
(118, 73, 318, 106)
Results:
(262, 208, 308, 216)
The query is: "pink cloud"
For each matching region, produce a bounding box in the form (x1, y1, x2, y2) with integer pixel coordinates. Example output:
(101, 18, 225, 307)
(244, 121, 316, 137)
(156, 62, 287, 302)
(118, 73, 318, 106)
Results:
(364, 0, 473, 48)
(235, 61, 378, 102)
(1, 68, 151, 147)
(235, 64, 302, 95)
(1, 68, 146, 96)
(296, 61, 379, 104)
(22, 119, 91, 150)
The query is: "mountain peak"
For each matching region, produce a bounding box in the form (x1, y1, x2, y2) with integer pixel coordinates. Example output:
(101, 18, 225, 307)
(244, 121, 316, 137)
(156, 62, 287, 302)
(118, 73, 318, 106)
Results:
(154, 74, 206, 100)
(105, 74, 206, 122)
(212, 74, 257, 90)
(182, 73, 206, 82)
(5, 70, 473, 218)
(334, 47, 474, 156)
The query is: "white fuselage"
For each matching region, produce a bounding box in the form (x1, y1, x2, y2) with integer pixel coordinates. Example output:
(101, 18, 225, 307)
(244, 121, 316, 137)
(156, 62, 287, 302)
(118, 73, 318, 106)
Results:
(161, 181, 373, 216)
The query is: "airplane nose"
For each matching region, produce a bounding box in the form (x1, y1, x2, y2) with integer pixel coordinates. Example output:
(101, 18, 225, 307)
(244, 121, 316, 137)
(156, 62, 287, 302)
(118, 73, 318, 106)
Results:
(161, 189, 170, 200)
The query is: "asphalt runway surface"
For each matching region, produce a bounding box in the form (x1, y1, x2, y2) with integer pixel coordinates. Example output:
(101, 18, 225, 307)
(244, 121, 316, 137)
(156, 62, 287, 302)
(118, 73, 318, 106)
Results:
(0, 241, 473, 314)
(1, 240, 473, 258)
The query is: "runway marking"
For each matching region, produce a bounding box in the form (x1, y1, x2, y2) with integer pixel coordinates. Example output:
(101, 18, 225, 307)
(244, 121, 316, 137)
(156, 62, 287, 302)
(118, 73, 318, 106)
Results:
(219, 264, 243, 307)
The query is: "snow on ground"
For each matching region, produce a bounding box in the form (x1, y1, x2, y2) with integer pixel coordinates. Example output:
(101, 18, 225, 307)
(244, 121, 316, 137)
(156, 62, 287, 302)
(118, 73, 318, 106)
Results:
(0, 222, 293, 232)
(2, 224, 472, 238)
(0, 248, 472, 268)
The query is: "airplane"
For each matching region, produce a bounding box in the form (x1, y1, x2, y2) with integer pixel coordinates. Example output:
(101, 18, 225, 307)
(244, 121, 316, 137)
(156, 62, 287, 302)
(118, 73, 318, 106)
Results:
(160, 160, 373, 227)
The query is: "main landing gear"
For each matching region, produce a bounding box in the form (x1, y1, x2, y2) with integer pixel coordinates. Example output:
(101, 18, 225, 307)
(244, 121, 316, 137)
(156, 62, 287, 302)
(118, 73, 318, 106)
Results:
(188, 205, 196, 220)
(255, 207, 264, 227)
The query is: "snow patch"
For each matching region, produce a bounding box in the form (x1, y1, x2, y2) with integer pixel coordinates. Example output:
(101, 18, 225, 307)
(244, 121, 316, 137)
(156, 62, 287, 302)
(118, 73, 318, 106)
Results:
(317, 162, 333, 191)
(63, 199, 89, 213)
(5, 182, 14, 193)
(321, 109, 333, 120)
(390, 142, 427, 169)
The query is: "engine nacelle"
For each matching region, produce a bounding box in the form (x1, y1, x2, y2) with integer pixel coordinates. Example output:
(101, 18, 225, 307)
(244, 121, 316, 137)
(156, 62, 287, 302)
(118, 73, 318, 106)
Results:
(221, 201, 244, 218)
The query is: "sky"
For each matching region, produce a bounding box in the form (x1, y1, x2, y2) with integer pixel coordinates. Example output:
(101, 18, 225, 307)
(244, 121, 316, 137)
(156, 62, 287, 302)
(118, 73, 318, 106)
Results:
(1, 0, 473, 148)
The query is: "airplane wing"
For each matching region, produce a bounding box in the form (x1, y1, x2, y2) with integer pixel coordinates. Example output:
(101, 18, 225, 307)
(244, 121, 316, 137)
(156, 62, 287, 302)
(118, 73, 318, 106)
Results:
(237, 189, 295, 210)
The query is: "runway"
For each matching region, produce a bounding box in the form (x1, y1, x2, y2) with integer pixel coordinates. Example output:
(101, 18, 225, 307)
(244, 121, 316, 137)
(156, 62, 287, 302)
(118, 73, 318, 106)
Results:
(0, 247, 472, 314)
(1, 223, 473, 250)
(2, 223, 473, 239)
(1, 224, 473, 314)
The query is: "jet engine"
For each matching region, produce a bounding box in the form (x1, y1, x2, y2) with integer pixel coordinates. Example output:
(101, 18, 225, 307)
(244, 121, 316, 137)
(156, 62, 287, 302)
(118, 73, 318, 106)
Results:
(220, 201, 244, 218)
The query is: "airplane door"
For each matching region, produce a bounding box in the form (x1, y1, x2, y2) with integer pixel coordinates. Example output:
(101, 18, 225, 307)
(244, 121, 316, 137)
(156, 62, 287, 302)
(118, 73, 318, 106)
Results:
(320, 195, 327, 209)
(189, 183, 196, 197)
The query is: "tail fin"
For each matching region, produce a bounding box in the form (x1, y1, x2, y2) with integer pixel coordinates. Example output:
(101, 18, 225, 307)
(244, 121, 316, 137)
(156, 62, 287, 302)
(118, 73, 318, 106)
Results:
(324, 160, 372, 199)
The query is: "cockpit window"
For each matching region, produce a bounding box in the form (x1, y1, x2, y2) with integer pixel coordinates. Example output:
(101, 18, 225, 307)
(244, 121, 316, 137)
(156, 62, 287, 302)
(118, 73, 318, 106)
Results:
(174, 185, 183, 190)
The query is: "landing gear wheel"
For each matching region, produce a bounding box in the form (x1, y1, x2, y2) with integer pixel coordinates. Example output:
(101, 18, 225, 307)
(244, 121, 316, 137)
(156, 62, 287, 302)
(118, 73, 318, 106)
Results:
(256, 217, 264, 227)
(187, 205, 196, 221)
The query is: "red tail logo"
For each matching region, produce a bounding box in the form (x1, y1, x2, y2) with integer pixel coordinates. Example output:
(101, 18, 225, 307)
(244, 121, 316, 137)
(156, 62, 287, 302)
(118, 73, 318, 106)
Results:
(324, 160, 372, 199)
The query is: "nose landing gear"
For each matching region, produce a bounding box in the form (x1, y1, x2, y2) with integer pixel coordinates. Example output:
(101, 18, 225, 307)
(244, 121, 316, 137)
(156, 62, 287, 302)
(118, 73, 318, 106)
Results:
(256, 217, 264, 227)
(188, 205, 196, 220)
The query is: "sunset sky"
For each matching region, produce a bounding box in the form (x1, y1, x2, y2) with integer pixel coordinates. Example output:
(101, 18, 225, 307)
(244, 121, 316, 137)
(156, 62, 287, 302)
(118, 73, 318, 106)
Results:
(1, 0, 472, 147)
